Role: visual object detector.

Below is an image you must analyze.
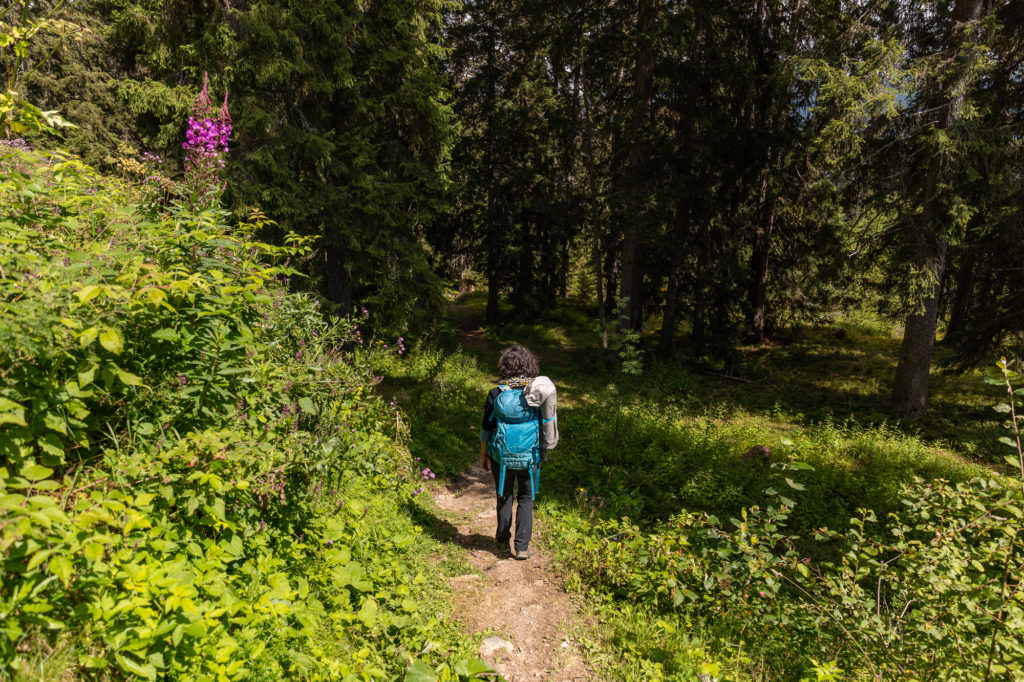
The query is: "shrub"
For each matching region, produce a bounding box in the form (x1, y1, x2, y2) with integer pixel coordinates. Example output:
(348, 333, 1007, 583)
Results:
(0, 147, 488, 680)
(550, 456, 1023, 680)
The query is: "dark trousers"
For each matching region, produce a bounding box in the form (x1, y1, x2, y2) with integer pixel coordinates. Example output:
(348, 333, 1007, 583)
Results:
(491, 463, 533, 552)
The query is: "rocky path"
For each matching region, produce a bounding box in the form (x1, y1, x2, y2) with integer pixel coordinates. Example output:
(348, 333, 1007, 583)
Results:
(430, 464, 592, 681)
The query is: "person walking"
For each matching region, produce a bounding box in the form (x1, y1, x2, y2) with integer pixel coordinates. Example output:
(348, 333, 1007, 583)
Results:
(479, 344, 558, 560)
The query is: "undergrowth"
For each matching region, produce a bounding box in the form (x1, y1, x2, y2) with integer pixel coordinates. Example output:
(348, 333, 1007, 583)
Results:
(0, 148, 489, 681)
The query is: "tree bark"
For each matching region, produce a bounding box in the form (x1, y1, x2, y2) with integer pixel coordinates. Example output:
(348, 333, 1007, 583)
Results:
(618, 0, 655, 332)
(593, 228, 608, 350)
(891, 238, 948, 417)
(619, 232, 645, 330)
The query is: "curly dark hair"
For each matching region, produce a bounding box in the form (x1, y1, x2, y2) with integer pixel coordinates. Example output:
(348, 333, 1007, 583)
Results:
(497, 344, 539, 379)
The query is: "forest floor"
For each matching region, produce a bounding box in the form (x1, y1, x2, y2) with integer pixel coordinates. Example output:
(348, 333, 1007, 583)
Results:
(424, 298, 593, 681)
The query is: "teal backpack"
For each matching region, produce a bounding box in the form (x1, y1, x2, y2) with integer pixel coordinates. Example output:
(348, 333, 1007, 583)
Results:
(487, 384, 541, 498)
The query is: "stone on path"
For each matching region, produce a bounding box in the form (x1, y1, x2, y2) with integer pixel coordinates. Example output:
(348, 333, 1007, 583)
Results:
(479, 636, 515, 657)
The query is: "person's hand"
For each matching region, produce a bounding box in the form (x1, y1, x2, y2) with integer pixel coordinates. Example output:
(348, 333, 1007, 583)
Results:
(481, 453, 490, 472)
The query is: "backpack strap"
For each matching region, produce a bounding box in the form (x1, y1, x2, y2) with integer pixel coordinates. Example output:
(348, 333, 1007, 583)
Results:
(494, 384, 506, 492)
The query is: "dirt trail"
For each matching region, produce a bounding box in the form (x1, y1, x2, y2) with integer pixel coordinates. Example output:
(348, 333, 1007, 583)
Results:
(431, 465, 592, 681)
(431, 297, 592, 680)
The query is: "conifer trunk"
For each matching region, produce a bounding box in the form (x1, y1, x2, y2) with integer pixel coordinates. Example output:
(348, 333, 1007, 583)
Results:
(618, 0, 655, 332)
(891, 237, 948, 417)
(890, 0, 986, 417)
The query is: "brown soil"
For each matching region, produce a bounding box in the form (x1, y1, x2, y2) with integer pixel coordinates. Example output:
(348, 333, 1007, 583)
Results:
(430, 465, 593, 681)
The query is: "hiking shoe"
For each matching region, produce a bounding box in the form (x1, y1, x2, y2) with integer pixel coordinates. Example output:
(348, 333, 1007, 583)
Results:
(514, 549, 532, 560)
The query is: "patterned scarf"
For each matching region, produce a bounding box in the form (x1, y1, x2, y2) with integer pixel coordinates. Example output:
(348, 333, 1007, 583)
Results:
(500, 375, 532, 389)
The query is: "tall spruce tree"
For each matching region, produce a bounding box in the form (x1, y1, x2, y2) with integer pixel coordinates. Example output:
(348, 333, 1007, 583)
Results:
(26, 0, 457, 333)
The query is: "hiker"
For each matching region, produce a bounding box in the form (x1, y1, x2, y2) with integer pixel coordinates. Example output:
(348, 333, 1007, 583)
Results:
(479, 344, 558, 560)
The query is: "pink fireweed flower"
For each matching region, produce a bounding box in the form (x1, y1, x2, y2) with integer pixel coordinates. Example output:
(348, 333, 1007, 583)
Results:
(182, 72, 231, 208)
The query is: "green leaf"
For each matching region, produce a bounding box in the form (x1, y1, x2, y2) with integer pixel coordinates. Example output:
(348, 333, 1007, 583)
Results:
(0, 397, 25, 411)
(78, 654, 108, 668)
(151, 328, 178, 341)
(0, 494, 26, 510)
(28, 549, 52, 571)
(22, 464, 54, 481)
(454, 658, 490, 676)
(99, 327, 123, 355)
(785, 478, 805, 491)
(114, 368, 144, 386)
(79, 326, 99, 348)
(224, 534, 244, 557)
(999, 437, 1019, 449)
(211, 497, 226, 522)
(0, 409, 28, 427)
(75, 285, 102, 303)
(1005, 455, 1021, 468)
(297, 397, 316, 414)
(405, 660, 436, 682)
(134, 493, 155, 507)
(393, 533, 415, 548)
(994, 403, 1012, 413)
(37, 432, 64, 458)
(83, 541, 104, 562)
(50, 555, 73, 586)
(357, 599, 378, 627)
(78, 366, 96, 387)
(115, 653, 157, 680)
(43, 412, 67, 435)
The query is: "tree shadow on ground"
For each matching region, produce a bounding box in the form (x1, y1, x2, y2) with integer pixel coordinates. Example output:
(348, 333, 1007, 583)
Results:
(407, 498, 504, 559)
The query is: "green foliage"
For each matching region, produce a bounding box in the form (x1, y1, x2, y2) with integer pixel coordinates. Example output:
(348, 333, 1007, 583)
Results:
(0, 0, 76, 136)
(373, 347, 489, 478)
(605, 298, 644, 375)
(0, 148, 488, 681)
(82, 0, 458, 333)
(551, 470, 1024, 680)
